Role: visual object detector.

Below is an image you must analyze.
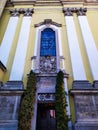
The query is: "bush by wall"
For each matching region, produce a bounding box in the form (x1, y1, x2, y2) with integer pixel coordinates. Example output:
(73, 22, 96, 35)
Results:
(18, 70, 37, 130)
(55, 71, 69, 130)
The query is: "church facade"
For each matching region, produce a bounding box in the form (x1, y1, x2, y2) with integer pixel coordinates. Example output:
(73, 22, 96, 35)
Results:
(0, 0, 98, 130)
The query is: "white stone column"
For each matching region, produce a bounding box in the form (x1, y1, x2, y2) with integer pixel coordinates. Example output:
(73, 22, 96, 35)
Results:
(77, 8, 98, 80)
(64, 8, 86, 80)
(10, 9, 33, 80)
(0, 10, 20, 67)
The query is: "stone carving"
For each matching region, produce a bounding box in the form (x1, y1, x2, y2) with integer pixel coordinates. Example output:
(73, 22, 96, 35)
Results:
(9, 8, 34, 16)
(63, 8, 74, 16)
(63, 8, 87, 16)
(38, 93, 55, 103)
(10, 8, 20, 16)
(76, 8, 87, 16)
(23, 8, 34, 16)
(39, 56, 56, 73)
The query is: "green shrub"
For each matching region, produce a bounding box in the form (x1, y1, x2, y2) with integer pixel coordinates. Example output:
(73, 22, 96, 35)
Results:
(18, 70, 37, 130)
(55, 71, 69, 130)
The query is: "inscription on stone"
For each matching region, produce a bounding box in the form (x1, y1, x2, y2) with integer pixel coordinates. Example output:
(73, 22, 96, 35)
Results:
(37, 77, 56, 93)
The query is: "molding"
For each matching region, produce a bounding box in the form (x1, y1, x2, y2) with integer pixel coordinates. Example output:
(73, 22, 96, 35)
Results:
(0, 61, 7, 72)
(10, 8, 21, 16)
(70, 80, 98, 95)
(34, 19, 62, 27)
(7, 0, 36, 6)
(70, 89, 98, 95)
(72, 80, 92, 89)
(0, 81, 24, 90)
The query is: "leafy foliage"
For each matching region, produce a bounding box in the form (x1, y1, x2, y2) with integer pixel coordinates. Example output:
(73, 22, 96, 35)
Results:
(55, 71, 69, 130)
(18, 70, 37, 130)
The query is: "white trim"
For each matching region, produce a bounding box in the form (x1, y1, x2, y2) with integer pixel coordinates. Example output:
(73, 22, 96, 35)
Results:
(31, 25, 45, 70)
(12, 96, 19, 120)
(65, 16, 86, 80)
(78, 16, 98, 80)
(10, 17, 32, 80)
(0, 17, 19, 66)
(64, 78, 72, 129)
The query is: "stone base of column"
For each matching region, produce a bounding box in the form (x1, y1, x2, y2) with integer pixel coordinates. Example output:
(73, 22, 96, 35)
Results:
(72, 80, 92, 89)
(70, 80, 98, 130)
(1, 81, 24, 90)
(0, 81, 24, 130)
(74, 122, 98, 130)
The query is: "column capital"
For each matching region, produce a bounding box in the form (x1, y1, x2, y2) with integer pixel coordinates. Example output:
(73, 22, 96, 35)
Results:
(75, 8, 87, 16)
(9, 8, 21, 17)
(9, 8, 34, 17)
(23, 8, 34, 16)
(63, 8, 74, 16)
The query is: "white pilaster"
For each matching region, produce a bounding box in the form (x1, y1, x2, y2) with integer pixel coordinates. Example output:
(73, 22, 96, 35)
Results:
(31, 28, 39, 70)
(65, 16, 86, 80)
(10, 16, 32, 80)
(64, 78, 72, 129)
(58, 28, 65, 70)
(0, 17, 19, 66)
(78, 16, 98, 80)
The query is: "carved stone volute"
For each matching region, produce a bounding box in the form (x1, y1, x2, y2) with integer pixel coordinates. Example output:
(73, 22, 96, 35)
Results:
(75, 8, 87, 16)
(63, 8, 74, 16)
(23, 8, 34, 16)
(10, 8, 21, 16)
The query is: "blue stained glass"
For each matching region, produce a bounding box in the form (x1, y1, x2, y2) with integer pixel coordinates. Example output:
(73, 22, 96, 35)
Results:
(40, 28, 56, 56)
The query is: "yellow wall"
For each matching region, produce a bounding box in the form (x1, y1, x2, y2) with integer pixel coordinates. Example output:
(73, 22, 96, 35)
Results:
(1, 3, 98, 123)
(87, 10, 98, 50)
(0, 10, 10, 44)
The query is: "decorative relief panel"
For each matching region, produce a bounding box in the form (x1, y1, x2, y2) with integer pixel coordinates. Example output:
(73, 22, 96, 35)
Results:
(39, 56, 56, 73)
(38, 93, 55, 103)
(75, 95, 98, 121)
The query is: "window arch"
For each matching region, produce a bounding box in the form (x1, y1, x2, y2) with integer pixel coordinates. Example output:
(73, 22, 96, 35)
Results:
(40, 28, 56, 56)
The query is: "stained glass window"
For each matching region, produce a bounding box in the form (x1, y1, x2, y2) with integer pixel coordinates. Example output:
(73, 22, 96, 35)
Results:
(40, 28, 56, 56)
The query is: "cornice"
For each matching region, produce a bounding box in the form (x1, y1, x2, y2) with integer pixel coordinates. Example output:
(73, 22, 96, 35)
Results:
(34, 19, 62, 27)
(7, 0, 36, 6)
(6, 0, 98, 6)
